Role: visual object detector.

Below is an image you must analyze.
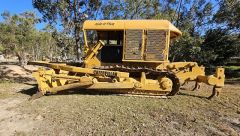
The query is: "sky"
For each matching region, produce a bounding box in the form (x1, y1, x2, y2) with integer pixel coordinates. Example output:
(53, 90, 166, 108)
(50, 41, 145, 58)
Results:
(0, 0, 45, 29)
(0, 0, 221, 31)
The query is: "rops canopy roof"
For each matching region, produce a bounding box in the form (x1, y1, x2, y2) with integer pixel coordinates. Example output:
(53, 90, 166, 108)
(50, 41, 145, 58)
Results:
(83, 20, 182, 39)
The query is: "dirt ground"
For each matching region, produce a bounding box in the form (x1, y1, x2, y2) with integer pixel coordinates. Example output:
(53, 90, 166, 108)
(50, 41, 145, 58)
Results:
(0, 64, 239, 136)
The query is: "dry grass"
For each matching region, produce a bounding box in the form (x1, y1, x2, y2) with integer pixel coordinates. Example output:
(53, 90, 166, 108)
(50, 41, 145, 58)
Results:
(0, 82, 239, 136)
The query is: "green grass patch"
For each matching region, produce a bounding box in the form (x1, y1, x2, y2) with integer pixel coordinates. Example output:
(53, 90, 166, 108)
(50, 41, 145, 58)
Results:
(224, 66, 240, 71)
(226, 77, 240, 81)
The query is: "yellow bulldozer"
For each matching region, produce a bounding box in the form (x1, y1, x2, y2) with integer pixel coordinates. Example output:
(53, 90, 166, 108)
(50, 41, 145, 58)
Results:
(30, 20, 225, 99)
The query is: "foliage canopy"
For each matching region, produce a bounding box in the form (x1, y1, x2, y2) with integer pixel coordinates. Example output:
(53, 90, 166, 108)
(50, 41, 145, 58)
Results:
(0, 0, 239, 66)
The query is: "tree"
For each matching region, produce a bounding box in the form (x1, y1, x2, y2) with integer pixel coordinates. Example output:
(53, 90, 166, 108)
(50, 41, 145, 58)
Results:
(33, 0, 102, 61)
(102, 0, 161, 19)
(214, 0, 240, 30)
(0, 11, 64, 65)
(167, 0, 214, 63)
(0, 11, 39, 66)
(200, 28, 240, 66)
(31, 0, 239, 66)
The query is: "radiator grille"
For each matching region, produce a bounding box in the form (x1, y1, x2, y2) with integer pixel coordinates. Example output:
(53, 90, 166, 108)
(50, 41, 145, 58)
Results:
(145, 30, 166, 61)
(124, 30, 142, 60)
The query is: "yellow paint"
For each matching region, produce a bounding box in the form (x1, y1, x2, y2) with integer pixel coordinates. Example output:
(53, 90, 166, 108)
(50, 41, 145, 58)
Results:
(82, 20, 182, 38)
(31, 19, 225, 98)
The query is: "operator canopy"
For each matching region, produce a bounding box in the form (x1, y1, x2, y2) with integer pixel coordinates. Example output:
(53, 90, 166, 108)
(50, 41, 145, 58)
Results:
(83, 20, 182, 39)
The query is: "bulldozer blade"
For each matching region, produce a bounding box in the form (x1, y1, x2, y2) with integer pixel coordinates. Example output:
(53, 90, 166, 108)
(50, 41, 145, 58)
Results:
(48, 82, 93, 93)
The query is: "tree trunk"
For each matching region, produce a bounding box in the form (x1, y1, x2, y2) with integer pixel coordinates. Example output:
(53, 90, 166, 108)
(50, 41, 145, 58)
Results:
(73, 0, 82, 62)
(16, 52, 27, 66)
(75, 29, 82, 62)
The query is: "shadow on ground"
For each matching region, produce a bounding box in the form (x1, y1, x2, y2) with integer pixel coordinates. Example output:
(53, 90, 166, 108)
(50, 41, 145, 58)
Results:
(0, 65, 33, 83)
(18, 85, 38, 96)
(178, 92, 209, 99)
(0, 61, 19, 65)
(18, 84, 121, 99)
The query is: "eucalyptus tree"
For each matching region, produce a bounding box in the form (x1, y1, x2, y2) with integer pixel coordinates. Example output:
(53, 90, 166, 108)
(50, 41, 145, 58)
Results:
(0, 11, 39, 65)
(33, 0, 102, 61)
